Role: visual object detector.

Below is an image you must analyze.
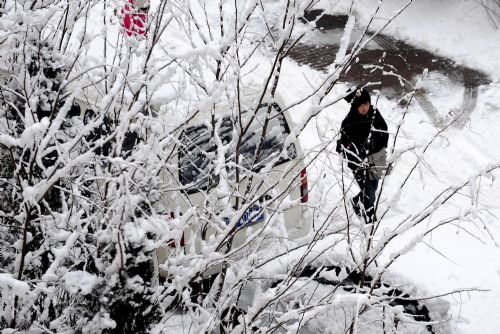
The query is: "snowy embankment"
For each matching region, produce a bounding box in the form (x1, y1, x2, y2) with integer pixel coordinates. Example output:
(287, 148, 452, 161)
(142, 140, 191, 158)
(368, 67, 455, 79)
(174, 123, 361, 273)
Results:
(284, 1, 500, 333)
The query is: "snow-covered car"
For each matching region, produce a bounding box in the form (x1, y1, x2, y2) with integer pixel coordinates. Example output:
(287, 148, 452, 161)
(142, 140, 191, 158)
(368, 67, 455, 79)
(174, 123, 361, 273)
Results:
(157, 93, 310, 277)
(53, 86, 310, 280)
(210, 235, 452, 334)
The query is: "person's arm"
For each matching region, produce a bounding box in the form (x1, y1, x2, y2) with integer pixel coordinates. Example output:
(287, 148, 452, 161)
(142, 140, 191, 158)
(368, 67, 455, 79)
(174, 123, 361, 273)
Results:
(372, 110, 388, 151)
(336, 119, 347, 153)
(337, 118, 364, 172)
(379, 112, 389, 147)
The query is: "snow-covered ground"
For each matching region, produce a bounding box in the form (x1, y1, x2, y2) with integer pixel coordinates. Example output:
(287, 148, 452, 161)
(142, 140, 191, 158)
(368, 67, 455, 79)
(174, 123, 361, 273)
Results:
(2, 0, 498, 332)
(284, 1, 500, 333)
(319, 0, 500, 78)
(356, 2, 500, 333)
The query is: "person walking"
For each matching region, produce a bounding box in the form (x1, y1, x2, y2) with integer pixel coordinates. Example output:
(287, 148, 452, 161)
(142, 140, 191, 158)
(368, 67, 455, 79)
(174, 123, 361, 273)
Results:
(336, 87, 389, 222)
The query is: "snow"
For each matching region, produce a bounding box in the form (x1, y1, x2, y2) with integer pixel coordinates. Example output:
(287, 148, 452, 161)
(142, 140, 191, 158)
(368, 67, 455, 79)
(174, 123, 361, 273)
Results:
(418, 72, 465, 118)
(351, 0, 500, 78)
(291, 1, 500, 333)
(0, 274, 31, 296)
(1, 0, 499, 332)
(85, 0, 500, 330)
(334, 15, 356, 66)
(63, 271, 101, 295)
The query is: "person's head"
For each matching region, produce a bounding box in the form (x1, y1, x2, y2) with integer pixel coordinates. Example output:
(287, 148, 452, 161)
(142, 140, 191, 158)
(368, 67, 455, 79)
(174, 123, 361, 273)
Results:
(352, 88, 371, 115)
(356, 100, 370, 115)
(345, 87, 371, 115)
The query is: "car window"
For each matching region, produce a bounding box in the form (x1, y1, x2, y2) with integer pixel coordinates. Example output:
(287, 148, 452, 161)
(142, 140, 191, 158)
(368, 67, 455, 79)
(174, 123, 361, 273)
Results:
(238, 103, 297, 170)
(178, 117, 232, 191)
(178, 103, 296, 191)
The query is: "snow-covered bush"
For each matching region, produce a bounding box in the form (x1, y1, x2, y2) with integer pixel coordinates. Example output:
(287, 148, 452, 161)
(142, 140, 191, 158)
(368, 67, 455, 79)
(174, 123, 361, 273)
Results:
(1, 0, 497, 333)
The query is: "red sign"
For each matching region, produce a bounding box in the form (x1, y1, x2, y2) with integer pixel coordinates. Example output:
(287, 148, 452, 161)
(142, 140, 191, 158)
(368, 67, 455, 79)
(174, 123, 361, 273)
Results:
(121, 0, 149, 37)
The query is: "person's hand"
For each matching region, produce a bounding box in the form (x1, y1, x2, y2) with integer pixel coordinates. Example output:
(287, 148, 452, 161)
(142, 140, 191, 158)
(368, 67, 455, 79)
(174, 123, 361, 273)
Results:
(336, 140, 342, 153)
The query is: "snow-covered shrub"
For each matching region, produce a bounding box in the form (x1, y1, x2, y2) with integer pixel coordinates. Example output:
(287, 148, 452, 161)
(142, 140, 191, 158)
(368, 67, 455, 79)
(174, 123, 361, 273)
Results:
(0, 0, 164, 331)
(1, 0, 497, 333)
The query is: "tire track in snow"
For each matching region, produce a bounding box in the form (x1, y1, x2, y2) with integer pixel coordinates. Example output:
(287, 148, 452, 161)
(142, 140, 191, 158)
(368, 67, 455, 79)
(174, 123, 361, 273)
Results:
(451, 68, 479, 128)
(289, 12, 490, 129)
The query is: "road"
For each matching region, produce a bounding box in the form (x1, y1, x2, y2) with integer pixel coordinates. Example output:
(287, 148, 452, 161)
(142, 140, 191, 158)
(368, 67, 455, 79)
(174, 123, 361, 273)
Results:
(289, 13, 490, 129)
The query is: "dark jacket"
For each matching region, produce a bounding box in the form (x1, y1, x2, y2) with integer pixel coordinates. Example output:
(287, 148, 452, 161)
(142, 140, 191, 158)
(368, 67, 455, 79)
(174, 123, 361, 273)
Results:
(336, 105, 388, 171)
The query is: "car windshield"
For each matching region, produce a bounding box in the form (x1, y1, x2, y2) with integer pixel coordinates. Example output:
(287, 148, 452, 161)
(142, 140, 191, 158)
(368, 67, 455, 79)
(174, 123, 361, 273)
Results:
(178, 103, 296, 192)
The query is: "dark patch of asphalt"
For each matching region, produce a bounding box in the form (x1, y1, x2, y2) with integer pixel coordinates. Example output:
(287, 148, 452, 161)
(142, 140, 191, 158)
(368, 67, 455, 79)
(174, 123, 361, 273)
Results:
(290, 13, 491, 128)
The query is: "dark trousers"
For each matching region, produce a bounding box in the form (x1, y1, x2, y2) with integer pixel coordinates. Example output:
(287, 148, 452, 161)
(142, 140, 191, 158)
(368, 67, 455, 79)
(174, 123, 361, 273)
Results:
(352, 172, 379, 221)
